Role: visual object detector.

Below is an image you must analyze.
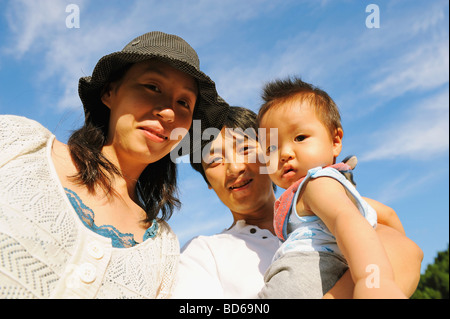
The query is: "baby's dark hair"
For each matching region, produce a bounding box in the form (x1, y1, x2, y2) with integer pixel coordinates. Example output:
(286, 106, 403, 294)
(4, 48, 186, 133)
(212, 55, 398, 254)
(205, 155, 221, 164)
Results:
(257, 76, 342, 138)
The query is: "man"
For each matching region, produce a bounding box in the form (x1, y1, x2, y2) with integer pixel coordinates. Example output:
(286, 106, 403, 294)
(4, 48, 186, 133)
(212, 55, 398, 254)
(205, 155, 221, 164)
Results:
(172, 106, 422, 299)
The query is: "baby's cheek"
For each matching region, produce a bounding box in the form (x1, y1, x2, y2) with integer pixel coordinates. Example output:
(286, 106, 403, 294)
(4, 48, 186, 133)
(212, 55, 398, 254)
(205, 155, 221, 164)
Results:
(268, 172, 282, 188)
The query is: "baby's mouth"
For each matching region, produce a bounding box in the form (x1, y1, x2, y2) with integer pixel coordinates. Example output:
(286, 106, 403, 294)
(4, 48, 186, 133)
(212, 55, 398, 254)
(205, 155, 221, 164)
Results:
(282, 166, 296, 178)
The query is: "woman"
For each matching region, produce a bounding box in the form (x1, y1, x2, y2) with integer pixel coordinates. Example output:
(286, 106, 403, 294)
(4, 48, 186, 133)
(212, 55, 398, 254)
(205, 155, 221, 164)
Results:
(0, 31, 229, 298)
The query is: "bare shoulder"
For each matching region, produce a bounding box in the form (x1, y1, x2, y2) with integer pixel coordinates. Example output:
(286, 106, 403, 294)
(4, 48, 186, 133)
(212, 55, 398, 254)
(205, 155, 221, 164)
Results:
(300, 176, 355, 221)
(302, 175, 347, 199)
(51, 139, 78, 186)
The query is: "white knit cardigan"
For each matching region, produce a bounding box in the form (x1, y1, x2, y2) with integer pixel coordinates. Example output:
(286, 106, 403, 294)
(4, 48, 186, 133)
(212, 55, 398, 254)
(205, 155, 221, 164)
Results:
(0, 115, 179, 299)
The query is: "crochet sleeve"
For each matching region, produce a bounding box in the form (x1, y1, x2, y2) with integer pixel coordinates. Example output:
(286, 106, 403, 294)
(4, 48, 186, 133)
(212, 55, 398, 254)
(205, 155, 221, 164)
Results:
(155, 221, 180, 299)
(0, 115, 51, 167)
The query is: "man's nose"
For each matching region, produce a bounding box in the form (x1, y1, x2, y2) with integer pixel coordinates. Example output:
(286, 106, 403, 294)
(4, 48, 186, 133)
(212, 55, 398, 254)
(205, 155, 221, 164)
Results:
(226, 161, 246, 177)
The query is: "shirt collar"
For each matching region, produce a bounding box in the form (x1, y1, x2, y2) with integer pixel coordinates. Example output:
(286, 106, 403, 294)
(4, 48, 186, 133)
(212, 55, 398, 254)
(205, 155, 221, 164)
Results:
(224, 220, 275, 238)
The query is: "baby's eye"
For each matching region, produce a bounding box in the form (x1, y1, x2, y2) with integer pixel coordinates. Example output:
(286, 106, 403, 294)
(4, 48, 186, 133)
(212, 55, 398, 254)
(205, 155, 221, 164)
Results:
(238, 145, 254, 154)
(294, 135, 307, 142)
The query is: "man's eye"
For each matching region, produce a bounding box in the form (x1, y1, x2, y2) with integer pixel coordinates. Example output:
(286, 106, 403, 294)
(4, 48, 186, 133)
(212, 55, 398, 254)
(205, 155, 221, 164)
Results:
(208, 157, 223, 165)
(266, 145, 277, 154)
(295, 135, 306, 142)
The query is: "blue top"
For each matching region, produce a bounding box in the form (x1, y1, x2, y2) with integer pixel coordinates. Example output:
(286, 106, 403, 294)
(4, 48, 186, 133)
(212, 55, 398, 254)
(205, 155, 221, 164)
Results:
(64, 188, 158, 248)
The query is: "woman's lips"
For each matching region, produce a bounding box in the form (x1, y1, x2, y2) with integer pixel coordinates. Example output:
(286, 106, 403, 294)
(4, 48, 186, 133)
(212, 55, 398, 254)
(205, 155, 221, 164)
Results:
(139, 126, 168, 143)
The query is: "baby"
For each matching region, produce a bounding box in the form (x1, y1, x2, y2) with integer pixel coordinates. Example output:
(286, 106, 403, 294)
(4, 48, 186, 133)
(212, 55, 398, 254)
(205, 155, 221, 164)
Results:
(257, 77, 406, 299)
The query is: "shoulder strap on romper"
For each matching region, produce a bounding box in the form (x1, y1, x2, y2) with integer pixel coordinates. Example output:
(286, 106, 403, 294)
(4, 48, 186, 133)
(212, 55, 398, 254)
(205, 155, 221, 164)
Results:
(273, 163, 352, 241)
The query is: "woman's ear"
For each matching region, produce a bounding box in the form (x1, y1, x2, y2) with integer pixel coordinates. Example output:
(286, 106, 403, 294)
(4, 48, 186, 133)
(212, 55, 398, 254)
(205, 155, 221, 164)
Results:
(332, 128, 344, 158)
(100, 84, 113, 109)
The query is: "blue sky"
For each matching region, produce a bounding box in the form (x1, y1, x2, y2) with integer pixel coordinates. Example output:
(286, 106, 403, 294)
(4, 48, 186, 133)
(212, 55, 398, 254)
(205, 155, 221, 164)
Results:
(0, 0, 448, 273)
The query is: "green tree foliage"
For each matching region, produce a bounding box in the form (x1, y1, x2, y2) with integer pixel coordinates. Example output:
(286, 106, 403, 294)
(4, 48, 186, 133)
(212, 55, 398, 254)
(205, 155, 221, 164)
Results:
(411, 245, 449, 299)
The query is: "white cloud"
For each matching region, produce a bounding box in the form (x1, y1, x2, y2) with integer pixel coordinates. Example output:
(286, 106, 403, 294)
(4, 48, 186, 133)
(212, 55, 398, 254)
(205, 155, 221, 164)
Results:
(3, 0, 68, 56)
(2, 0, 136, 110)
(2, 0, 293, 111)
(369, 37, 449, 97)
(323, 0, 449, 117)
(373, 171, 438, 205)
(210, 30, 346, 110)
(213, 0, 449, 113)
(408, 0, 447, 35)
(360, 89, 449, 162)
(369, 1, 449, 98)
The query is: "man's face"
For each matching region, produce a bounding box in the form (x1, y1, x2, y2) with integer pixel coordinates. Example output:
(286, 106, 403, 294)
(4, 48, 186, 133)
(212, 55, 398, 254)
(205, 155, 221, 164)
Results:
(202, 127, 274, 215)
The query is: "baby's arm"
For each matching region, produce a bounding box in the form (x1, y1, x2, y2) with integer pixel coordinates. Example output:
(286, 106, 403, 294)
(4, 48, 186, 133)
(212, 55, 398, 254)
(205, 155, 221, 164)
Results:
(323, 224, 423, 298)
(300, 177, 406, 298)
(363, 197, 405, 234)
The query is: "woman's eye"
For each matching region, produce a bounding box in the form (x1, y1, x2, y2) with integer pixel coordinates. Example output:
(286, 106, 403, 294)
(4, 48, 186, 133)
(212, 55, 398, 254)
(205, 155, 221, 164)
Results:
(177, 100, 190, 109)
(145, 84, 161, 92)
(295, 135, 306, 142)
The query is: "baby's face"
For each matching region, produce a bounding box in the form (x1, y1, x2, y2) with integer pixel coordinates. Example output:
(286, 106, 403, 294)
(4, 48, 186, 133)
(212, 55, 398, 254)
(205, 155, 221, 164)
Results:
(259, 101, 342, 189)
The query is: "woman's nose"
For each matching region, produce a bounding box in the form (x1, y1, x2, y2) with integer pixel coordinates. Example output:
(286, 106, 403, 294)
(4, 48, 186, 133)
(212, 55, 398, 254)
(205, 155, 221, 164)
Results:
(153, 106, 175, 123)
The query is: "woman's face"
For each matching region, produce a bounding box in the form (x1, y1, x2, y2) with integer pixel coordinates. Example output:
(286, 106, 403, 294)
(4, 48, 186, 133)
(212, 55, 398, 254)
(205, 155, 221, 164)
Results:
(101, 59, 198, 165)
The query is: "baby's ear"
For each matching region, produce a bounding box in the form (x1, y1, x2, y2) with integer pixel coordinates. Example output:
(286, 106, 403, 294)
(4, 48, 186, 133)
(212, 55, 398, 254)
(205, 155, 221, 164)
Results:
(332, 128, 344, 157)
